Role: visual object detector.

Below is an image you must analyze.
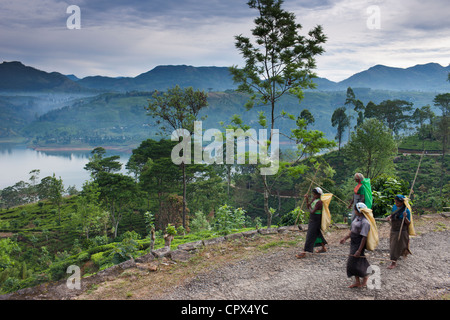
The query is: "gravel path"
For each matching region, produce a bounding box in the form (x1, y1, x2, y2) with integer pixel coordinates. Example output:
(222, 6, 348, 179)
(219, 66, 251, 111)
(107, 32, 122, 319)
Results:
(161, 223, 450, 300)
(2, 215, 448, 301)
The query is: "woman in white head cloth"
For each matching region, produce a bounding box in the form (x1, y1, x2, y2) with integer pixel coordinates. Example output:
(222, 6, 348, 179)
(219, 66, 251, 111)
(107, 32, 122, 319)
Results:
(296, 187, 328, 258)
(340, 202, 371, 288)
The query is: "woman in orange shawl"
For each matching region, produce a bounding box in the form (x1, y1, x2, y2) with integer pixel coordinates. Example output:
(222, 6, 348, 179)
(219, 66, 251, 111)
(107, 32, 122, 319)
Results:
(348, 173, 365, 221)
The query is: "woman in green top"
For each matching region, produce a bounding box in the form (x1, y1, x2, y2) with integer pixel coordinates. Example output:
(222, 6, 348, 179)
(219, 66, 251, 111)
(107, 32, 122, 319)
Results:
(296, 187, 328, 258)
(348, 173, 366, 221)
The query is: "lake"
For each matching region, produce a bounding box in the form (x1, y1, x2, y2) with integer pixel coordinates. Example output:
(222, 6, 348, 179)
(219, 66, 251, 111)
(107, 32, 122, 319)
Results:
(0, 144, 130, 190)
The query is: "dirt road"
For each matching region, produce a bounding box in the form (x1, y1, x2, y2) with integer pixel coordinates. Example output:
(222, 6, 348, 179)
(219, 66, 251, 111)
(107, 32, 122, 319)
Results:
(159, 217, 450, 300)
(2, 215, 449, 301)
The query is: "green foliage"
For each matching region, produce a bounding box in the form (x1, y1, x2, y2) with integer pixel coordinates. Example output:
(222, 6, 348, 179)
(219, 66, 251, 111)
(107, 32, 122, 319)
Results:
(109, 231, 141, 263)
(214, 204, 246, 235)
(365, 99, 414, 134)
(189, 211, 211, 233)
(229, 0, 326, 107)
(165, 224, 177, 236)
(331, 106, 349, 150)
(143, 211, 155, 235)
(371, 174, 409, 217)
(346, 118, 397, 179)
(279, 207, 307, 226)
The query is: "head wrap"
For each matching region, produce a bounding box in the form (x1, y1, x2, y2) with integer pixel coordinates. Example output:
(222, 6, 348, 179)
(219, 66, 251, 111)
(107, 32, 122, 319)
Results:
(356, 202, 367, 213)
(395, 194, 406, 202)
(313, 187, 323, 195)
(354, 173, 364, 182)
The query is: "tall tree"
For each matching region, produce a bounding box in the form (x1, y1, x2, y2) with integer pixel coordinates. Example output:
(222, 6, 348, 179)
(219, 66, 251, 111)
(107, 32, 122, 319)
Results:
(147, 85, 208, 228)
(433, 93, 450, 196)
(96, 172, 138, 238)
(299, 109, 315, 128)
(229, 0, 327, 226)
(48, 174, 64, 225)
(412, 105, 435, 148)
(72, 181, 108, 239)
(345, 87, 365, 129)
(346, 118, 397, 180)
(84, 147, 122, 180)
(331, 107, 349, 151)
(365, 99, 413, 135)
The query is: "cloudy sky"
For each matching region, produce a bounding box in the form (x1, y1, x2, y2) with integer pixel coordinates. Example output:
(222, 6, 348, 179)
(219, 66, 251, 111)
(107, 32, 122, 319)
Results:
(1, 0, 449, 81)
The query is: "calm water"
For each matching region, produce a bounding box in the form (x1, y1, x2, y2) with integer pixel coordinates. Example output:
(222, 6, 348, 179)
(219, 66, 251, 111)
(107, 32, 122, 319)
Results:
(0, 144, 130, 190)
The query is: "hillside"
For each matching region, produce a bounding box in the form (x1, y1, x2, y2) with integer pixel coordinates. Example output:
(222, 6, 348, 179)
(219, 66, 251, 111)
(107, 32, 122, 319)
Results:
(0, 61, 87, 93)
(1, 61, 447, 143)
(21, 89, 439, 149)
(1, 61, 449, 94)
(338, 63, 450, 92)
(1, 214, 449, 301)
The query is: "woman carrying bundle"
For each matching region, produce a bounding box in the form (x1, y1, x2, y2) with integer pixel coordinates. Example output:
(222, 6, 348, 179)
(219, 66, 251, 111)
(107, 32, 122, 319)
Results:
(387, 194, 413, 269)
(340, 202, 372, 288)
(296, 187, 328, 258)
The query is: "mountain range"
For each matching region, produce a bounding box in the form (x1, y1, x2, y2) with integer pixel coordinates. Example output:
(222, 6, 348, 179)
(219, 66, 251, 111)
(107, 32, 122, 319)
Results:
(0, 60, 449, 93)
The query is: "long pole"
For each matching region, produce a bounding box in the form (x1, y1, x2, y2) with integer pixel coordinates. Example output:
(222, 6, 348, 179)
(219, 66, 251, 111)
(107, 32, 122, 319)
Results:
(304, 177, 348, 206)
(295, 165, 320, 225)
(398, 150, 424, 240)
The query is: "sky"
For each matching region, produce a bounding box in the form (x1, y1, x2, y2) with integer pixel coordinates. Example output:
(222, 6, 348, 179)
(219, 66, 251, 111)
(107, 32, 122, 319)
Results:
(0, 0, 449, 82)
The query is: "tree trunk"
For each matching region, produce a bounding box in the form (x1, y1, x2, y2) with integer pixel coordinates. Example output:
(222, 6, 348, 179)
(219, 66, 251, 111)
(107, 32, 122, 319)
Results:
(150, 228, 156, 251)
(164, 234, 174, 248)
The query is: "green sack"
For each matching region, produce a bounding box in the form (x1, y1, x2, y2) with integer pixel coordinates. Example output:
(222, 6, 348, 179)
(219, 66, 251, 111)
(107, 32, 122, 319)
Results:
(361, 178, 373, 209)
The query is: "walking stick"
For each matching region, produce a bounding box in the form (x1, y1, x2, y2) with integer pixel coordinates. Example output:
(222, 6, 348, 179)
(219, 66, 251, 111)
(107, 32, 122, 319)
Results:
(398, 150, 424, 240)
(295, 165, 320, 226)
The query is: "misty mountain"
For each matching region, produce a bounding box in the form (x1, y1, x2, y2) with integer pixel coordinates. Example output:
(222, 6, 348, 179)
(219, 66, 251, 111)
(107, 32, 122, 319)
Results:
(77, 62, 449, 92)
(0, 61, 87, 92)
(77, 65, 238, 92)
(1, 60, 449, 93)
(338, 63, 450, 92)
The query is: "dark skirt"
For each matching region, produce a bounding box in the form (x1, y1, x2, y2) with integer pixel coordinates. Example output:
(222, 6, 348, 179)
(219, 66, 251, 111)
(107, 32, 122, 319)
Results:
(390, 219, 411, 261)
(303, 213, 327, 253)
(346, 232, 370, 278)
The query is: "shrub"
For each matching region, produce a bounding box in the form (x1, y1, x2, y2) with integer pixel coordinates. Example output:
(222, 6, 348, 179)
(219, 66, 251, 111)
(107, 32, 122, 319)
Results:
(189, 211, 211, 232)
(214, 205, 246, 235)
(371, 174, 409, 217)
(279, 207, 308, 226)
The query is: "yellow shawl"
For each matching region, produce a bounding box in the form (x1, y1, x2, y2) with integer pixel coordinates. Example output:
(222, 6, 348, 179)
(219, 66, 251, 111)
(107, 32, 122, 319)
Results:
(360, 207, 379, 251)
(320, 193, 333, 232)
(404, 197, 416, 236)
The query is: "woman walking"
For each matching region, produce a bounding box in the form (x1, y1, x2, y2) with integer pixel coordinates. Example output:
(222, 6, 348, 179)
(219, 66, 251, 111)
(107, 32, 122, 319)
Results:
(340, 202, 371, 288)
(387, 195, 412, 269)
(296, 187, 327, 258)
(348, 173, 366, 221)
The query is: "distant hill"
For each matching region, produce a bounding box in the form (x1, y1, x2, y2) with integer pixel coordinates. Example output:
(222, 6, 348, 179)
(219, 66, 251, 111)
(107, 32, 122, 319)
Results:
(75, 62, 450, 92)
(0, 60, 448, 141)
(77, 65, 237, 92)
(21, 89, 438, 148)
(338, 63, 450, 91)
(1, 60, 449, 93)
(0, 61, 87, 92)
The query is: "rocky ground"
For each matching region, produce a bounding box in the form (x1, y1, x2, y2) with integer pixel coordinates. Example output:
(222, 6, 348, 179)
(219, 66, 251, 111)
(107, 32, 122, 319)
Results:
(162, 224, 449, 300)
(2, 214, 449, 301)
